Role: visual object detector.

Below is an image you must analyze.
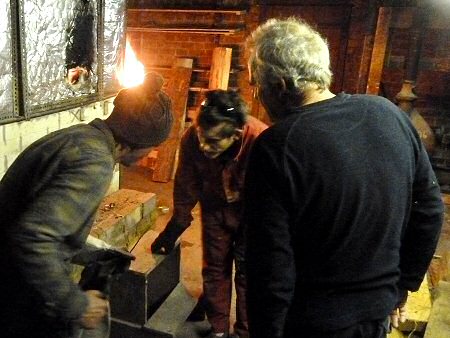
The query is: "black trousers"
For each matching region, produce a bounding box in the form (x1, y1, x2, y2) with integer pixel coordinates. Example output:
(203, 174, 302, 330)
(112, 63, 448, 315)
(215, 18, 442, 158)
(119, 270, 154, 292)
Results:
(288, 317, 390, 338)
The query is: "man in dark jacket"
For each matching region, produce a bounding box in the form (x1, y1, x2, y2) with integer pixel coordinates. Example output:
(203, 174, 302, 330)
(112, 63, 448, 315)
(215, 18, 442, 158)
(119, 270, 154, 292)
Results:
(244, 18, 444, 338)
(151, 90, 267, 338)
(0, 72, 173, 338)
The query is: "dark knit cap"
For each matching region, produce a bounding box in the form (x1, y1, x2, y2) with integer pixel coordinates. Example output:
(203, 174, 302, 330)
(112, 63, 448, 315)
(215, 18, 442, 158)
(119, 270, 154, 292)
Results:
(106, 71, 174, 148)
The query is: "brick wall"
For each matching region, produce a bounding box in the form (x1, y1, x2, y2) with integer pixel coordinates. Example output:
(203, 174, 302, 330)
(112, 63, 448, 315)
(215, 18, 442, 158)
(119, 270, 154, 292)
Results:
(0, 99, 120, 195)
(126, 5, 250, 116)
(126, 2, 364, 124)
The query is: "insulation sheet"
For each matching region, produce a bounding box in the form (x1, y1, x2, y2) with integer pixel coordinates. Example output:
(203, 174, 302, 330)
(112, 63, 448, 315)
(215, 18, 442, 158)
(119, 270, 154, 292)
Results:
(0, 2, 14, 120)
(22, 0, 99, 112)
(0, 0, 126, 121)
(103, 0, 127, 94)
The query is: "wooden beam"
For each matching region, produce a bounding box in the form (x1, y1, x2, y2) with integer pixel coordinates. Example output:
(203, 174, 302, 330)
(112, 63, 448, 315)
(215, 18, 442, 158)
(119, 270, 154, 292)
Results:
(366, 7, 392, 95)
(147, 66, 242, 74)
(208, 47, 232, 90)
(356, 35, 374, 93)
(144, 283, 196, 336)
(152, 58, 193, 183)
(398, 276, 431, 333)
(250, 88, 271, 126)
(128, 8, 247, 15)
(424, 281, 450, 337)
(127, 27, 242, 35)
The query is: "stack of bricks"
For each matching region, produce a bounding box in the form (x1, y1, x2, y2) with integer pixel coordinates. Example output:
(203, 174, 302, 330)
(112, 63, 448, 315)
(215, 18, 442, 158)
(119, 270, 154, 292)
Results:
(70, 188, 157, 282)
(89, 188, 158, 251)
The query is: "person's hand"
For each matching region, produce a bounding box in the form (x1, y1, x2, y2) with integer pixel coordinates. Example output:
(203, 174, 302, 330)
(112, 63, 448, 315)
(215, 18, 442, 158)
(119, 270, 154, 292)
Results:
(151, 231, 176, 254)
(390, 289, 408, 328)
(79, 290, 109, 329)
(151, 220, 186, 254)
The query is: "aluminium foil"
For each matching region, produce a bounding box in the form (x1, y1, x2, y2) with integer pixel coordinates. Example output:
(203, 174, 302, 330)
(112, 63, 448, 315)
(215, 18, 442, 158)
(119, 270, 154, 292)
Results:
(21, 0, 99, 113)
(0, 2, 14, 120)
(103, 0, 127, 94)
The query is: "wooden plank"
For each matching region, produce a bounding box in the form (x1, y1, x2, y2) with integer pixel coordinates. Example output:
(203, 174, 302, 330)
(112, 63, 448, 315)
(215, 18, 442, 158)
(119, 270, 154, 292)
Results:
(144, 283, 197, 337)
(127, 27, 242, 35)
(398, 276, 432, 332)
(356, 35, 374, 93)
(366, 7, 392, 94)
(128, 8, 247, 15)
(441, 193, 450, 205)
(428, 197, 450, 288)
(424, 281, 450, 338)
(388, 328, 406, 338)
(250, 88, 271, 126)
(152, 58, 193, 183)
(428, 253, 449, 289)
(208, 47, 232, 90)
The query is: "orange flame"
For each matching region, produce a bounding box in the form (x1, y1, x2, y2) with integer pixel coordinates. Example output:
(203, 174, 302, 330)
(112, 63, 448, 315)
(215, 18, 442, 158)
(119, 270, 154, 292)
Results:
(117, 41, 145, 88)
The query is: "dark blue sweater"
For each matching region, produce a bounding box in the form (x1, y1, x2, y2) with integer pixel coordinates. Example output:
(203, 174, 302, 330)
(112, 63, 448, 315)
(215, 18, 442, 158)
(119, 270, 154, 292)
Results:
(245, 93, 444, 337)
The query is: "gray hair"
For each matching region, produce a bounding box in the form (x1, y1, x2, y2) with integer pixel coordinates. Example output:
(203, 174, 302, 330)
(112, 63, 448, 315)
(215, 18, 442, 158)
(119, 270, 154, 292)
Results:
(247, 17, 332, 99)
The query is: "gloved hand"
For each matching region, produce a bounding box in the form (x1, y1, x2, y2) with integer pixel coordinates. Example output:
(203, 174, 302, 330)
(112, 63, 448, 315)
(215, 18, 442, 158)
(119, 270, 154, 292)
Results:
(151, 220, 186, 254)
(151, 232, 176, 254)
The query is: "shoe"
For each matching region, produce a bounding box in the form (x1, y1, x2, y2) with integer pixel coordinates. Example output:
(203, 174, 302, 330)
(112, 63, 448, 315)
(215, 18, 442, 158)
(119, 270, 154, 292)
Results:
(207, 332, 228, 338)
(229, 332, 248, 338)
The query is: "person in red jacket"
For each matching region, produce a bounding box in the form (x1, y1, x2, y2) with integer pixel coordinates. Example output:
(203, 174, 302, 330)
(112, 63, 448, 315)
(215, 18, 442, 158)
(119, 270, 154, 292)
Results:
(151, 89, 267, 338)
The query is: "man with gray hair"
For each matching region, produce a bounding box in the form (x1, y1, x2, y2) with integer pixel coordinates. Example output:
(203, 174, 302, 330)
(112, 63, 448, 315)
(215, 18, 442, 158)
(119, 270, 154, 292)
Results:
(244, 17, 443, 338)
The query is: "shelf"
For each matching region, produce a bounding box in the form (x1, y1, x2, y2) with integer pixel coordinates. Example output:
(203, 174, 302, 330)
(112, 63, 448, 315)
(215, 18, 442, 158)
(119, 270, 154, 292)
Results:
(147, 66, 243, 74)
(127, 26, 242, 35)
(189, 87, 205, 92)
(128, 8, 247, 15)
(148, 66, 209, 73)
(189, 87, 238, 92)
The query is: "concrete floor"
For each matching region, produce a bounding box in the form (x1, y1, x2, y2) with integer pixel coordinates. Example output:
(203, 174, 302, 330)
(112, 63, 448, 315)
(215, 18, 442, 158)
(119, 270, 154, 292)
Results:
(121, 165, 237, 337)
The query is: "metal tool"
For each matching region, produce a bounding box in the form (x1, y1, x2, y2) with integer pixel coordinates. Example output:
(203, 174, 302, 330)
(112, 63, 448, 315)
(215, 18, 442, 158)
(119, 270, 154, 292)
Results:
(72, 237, 135, 338)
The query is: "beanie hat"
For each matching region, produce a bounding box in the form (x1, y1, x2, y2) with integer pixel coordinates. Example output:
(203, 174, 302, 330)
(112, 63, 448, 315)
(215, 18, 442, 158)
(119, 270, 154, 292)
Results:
(106, 72, 174, 148)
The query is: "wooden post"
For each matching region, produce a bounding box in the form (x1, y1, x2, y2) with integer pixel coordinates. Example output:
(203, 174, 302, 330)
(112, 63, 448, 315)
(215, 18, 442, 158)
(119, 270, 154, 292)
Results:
(365, 7, 392, 95)
(208, 47, 232, 90)
(152, 58, 193, 183)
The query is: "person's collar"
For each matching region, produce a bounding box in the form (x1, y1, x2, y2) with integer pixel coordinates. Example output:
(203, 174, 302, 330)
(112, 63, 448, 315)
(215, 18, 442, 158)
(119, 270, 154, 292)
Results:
(301, 88, 335, 107)
(215, 138, 239, 163)
(89, 118, 117, 158)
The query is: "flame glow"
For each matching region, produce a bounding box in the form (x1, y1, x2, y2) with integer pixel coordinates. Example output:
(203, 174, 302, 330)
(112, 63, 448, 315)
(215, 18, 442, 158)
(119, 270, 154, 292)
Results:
(117, 41, 145, 88)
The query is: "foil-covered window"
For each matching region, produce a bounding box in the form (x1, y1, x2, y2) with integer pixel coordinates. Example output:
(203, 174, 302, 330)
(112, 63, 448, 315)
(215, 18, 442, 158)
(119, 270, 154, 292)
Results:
(21, 0, 99, 115)
(11, 0, 126, 119)
(103, 0, 126, 94)
(0, 1, 15, 121)
(0, 0, 126, 123)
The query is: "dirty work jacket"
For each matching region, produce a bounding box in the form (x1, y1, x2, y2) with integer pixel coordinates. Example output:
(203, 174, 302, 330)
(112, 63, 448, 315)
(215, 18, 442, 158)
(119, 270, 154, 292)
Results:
(0, 119, 116, 337)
